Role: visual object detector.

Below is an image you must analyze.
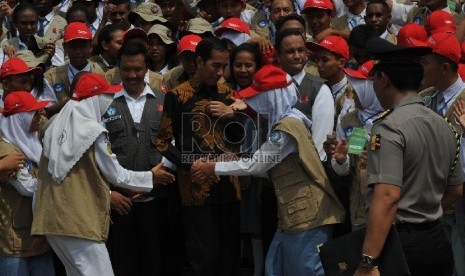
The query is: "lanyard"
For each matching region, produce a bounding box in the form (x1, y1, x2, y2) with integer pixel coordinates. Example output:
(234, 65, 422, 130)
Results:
(436, 94, 455, 116)
(332, 82, 347, 101)
(361, 111, 381, 126)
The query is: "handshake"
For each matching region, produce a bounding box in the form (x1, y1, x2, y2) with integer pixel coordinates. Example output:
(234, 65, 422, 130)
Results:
(190, 159, 219, 184)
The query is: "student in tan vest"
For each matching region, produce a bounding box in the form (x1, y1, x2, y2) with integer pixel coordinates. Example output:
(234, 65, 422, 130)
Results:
(163, 34, 202, 91)
(32, 0, 66, 42)
(0, 91, 54, 276)
(90, 24, 124, 73)
(191, 65, 345, 276)
(306, 35, 356, 123)
(301, 0, 350, 42)
(327, 60, 384, 231)
(417, 33, 465, 276)
(147, 24, 177, 75)
(0, 3, 55, 65)
(31, 72, 175, 276)
(44, 22, 104, 110)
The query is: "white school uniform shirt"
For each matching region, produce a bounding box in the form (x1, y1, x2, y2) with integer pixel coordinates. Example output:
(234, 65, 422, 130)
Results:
(293, 69, 335, 161)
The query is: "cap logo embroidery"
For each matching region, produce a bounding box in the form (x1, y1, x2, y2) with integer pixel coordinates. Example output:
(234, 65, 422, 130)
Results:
(190, 41, 199, 46)
(167, 29, 172, 38)
(228, 23, 239, 28)
(77, 30, 88, 35)
(93, 85, 99, 90)
(313, 0, 324, 3)
(322, 40, 333, 45)
(427, 37, 436, 45)
(151, 6, 159, 14)
(445, 20, 453, 24)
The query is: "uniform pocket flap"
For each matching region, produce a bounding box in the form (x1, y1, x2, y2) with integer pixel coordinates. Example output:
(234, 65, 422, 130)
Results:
(277, 186, 310, 204)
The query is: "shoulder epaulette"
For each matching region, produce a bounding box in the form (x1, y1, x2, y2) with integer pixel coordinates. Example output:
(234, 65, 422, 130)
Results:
(373, 109, 393, 124)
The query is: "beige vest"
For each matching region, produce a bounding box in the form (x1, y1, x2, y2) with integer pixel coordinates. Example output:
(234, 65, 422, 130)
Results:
(0, 36, 53, 64)
(407, 7, 462, 26)
(332, 15, 350, 33)
(43, 14, 66, 42)
(340, 111, 368, 226)
(419, 86, 465, 135)
(304, 60, 320, 77)
(162, 65, 185, 91)
(89, 55, 114, 73)
(271, 117, 345, 233)
(250, 9, 270, 39)
(44, 61, 105, 103)
(31, 147, 111, 242)
(105, 68, 167, 93)
(0, 141, 49, 257)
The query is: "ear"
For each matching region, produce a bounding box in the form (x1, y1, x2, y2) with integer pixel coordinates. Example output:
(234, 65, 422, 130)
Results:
(1, 79, 8, 90)
(102, 41, 110, 51)
(378, 71, 390, 88)
(339, 58, 347, 68)
(195, 56, 203, 68)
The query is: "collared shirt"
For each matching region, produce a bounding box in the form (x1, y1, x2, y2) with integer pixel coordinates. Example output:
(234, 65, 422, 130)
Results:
(293, 69, 335, 161)
(158, 64, 169, 75)
(58, 0, 72, 15)
(114, 85, 155, 123)
(332, 77, 348, 102)
(347, 9, 366, 31)
(38, 11, 55, 36)
(90, 18, 101, 37)
(380, 30, 389, 40)
(435, 75, 465, 115)
(68, 63, 92, 85)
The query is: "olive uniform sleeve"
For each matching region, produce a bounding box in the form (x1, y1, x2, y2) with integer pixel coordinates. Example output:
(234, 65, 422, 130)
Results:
(367, 123, 405, 187)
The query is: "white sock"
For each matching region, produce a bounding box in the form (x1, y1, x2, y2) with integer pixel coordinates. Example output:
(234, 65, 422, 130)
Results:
(251, 238, 264, 276)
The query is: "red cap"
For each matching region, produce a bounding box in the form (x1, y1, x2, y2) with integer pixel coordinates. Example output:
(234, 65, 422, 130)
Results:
(123, 28, 148, 44)
(64, 22, 92, 43)
(178, 34, 202, 54)
(459, 63, 465, 80)
(306, 35, 349, 60)
(397, 23, 428, 47)
(425, 33, 461, 64)
(73, 73, 123, 100)
(302, 0, 334, 12)
(425, 10, 456, 35)
(2, 91, 49, 117)
(344, 60, 374, 79)
(214, 17, 250, 36)
(0, 57, 42, 79)
(239, 65, 292, 98)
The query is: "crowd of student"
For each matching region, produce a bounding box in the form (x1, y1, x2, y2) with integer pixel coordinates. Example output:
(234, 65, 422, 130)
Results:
(0, 0, 464, 275)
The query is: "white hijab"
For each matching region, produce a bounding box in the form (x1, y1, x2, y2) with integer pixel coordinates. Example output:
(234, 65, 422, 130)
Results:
(0, 111, 42, 164)
(347, 76, 384, 133)
(220, 31, 251, 46)
(43, 94, 113, 183)
(244, 76, 312, 132)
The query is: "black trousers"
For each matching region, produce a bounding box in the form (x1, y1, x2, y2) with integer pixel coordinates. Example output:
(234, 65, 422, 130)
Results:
(182, 202, 241, 276)
(397, 221, 454, 276)
(107, 197, 171, 276)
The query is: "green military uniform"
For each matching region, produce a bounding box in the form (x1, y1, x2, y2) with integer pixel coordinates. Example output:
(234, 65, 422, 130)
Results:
(367, 95, 462, 223)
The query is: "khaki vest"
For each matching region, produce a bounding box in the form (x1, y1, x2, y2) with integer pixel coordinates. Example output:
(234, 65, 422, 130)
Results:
(105, 68, 167, 93)
(304, 60, 320, 77)
(271, 117, 345, 233)
(419, 86, 465, 135)
(44, 62, 105, 103)
(31, 147, 112, 242)
(250, 9, 270, 39)
(162, 65, 187, 91)
(89, 55, 115, 73)
(407, 7, 462, 26)
(42, 14, 66, 42)
(1, 36, 53, 64)
(340, 111, 368, 226)
(332, 15, 350, 33)
(0, 140, 49, 257)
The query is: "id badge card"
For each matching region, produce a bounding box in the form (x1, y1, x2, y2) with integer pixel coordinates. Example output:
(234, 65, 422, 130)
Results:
(348, 127, 368, 155)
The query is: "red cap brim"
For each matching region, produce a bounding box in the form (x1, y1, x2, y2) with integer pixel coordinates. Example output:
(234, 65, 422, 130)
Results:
(238, 86, 259, 98)
(103, 84, 124, 94)
(344, 68, 368, 79)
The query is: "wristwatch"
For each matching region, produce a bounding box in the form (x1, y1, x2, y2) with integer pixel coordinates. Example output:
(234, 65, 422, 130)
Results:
(360, 254, 379, 268)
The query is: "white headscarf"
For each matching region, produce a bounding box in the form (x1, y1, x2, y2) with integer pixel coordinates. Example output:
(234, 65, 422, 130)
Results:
(347, 76, 384, 133)
(244, 75, 312, 132)
(0, 111, 42, 164)
(43, 94, 113, 183)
